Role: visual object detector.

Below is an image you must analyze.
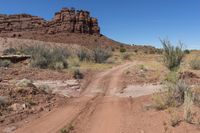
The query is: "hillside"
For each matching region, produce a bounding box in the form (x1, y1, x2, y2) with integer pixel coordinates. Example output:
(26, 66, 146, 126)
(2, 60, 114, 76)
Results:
(0, 7, 159, 53)
(0, 7, 120, 47)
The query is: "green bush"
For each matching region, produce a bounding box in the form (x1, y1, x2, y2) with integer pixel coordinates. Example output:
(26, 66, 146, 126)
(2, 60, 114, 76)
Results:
(93, 47, 112, 63)
(184, 49, 190, 54)
(120, 46, 126, 53)
(29, 46, 68, 70)
(190, 56, 200, 70)
(0, 60, 11, 67)
(165, 71, 179, 84)
(3, 48, 17, 55)
(161, 39, 185, 71)
(76, 48, 93, 61)
(67, 57, 80, 67)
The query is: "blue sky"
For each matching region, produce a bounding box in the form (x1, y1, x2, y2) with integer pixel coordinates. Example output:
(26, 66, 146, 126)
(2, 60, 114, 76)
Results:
(0, 0, 200, 49)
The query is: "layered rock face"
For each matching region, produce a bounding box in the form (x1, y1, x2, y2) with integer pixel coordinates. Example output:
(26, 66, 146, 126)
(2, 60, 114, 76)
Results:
(0, 8, 100, 37)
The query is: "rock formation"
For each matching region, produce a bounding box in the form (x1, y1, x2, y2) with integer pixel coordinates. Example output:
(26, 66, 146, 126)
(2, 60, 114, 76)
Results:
(0, 8, 100, 37)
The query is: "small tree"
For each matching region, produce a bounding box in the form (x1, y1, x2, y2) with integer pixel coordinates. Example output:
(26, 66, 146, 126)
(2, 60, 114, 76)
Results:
(161, 39, 185, 71)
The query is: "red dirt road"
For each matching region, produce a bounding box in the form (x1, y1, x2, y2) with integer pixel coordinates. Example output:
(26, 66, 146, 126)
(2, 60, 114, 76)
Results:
(14, 62, 199, 133)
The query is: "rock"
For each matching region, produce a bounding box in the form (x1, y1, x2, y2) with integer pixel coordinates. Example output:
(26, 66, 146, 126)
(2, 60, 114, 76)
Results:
(0, 8, 100, 37)
(10, 103, 25, 111)
(67, 80, 79, 87)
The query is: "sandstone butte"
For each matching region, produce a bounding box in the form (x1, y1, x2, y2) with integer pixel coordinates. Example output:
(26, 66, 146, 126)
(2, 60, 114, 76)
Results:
(0, 7, 100, 38)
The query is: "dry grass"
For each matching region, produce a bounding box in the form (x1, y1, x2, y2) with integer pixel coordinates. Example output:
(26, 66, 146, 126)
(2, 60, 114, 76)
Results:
(190, 56, 200, 70)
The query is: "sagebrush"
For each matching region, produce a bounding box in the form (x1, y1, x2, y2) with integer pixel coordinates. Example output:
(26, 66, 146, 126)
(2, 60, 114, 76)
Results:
(0, 59, 11, 67)
(93, 47, 112, 63)
(153, 80, 190, 110)
(26, 46, 69, 70)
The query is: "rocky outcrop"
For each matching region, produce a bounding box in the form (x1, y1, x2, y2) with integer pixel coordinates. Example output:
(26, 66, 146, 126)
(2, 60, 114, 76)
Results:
(0, 8, 100, 37)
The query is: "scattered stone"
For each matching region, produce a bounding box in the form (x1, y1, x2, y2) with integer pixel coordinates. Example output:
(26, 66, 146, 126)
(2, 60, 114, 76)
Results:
(67, 80, 80, 87)
(16, 78, 36, 88)
(70, 86, 80, 90)
(10, 103, 25, 111)
(2, 126, 17, 133)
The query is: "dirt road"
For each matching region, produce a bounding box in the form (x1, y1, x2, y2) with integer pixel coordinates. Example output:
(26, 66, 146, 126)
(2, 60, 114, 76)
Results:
(14, 62, 161, 133)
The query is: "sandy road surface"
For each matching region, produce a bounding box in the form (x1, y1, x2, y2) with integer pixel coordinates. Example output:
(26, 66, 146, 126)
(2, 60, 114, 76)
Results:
(14, 62, 160, 133)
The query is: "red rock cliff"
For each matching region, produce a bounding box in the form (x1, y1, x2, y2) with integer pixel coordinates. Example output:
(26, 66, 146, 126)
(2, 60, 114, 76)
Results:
(0, 8, 100, 37)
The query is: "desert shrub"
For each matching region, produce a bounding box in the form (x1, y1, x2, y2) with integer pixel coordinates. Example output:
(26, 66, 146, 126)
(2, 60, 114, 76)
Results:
(105, 57, 115, 64)
(153, 80, 190, 110)
(67, 57, 80, 67)
(165, 71, 179, 84)
(76, 48, 93, 61)
(170, 112, 181, 127)
(152, 93, 169, 110)
(111, 47, 115, 52)
(60, 128, 67, 133)
(19, 46, 36, 55)
(3, 47, 17, 55)
(0, 59, 11, 67)
(93, 47, 112, 63)
(119, 46, 126, 53)
(60, 123, 74, 133)
(30, 46, 68, 70)
(156, 49, 163, 54)
(122, 53, 132, 60)
(73, 69, 84, 79)
(148, 50, 156, 54)
(134, 49, 138, 53)
(16, 78, 35, 88)
(161, 39, 185, 70)
(193, 87, 200, 107)
(183, 87, 194, 123)
(190, 56, 200, 70)
(184, 49, 190, 54)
